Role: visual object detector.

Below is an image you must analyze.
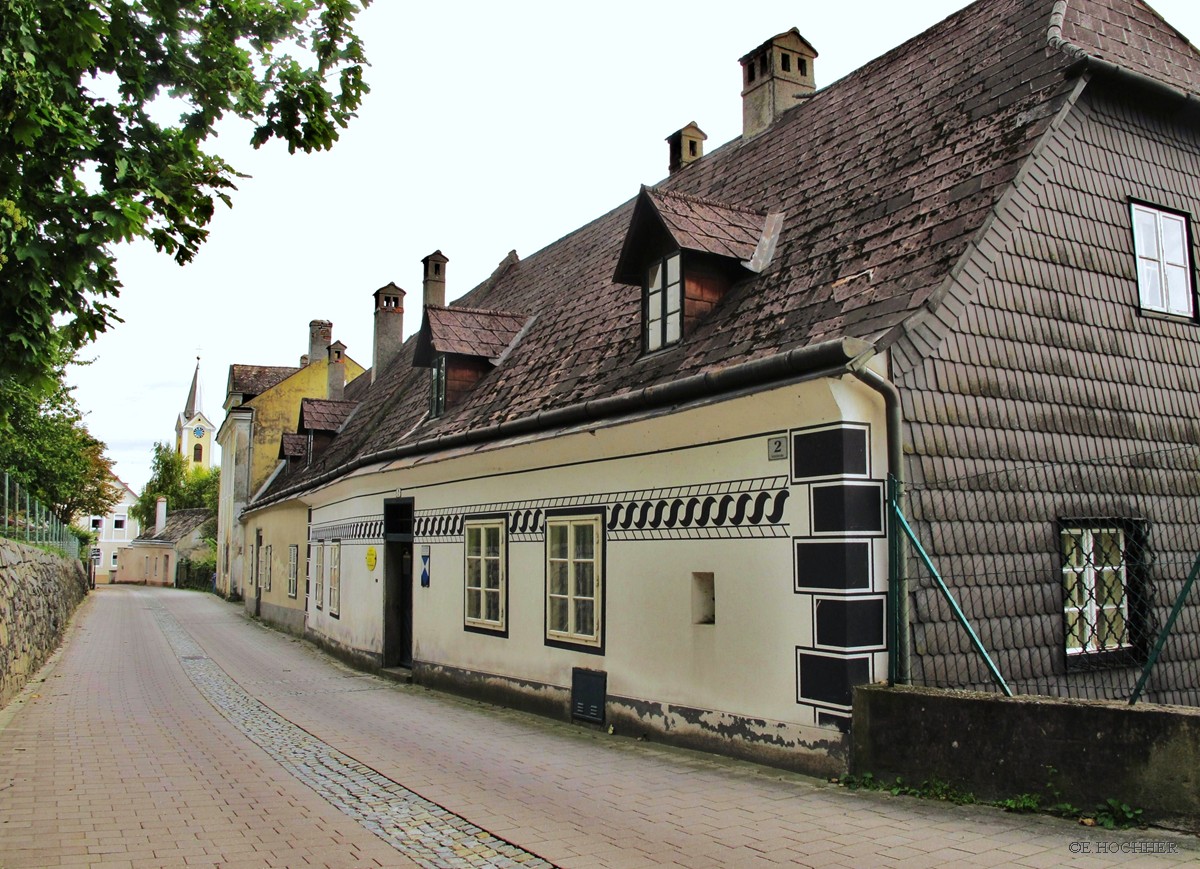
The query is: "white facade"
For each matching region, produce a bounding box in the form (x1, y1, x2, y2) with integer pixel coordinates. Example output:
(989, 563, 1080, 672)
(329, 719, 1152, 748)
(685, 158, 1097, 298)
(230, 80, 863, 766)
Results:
(299, 369, 889, 773)
(88, 479, 140, 584)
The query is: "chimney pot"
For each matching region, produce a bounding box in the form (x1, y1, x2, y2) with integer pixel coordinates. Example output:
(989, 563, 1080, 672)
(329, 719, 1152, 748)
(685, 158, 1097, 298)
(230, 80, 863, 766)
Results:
(740, 29, 817, 138)
(372, 282, 406, 383)
(667, 122, 707, 175)
(422, 250, 448, 309)
(308, 320, 333, 367)
(327, 340, 347, 400)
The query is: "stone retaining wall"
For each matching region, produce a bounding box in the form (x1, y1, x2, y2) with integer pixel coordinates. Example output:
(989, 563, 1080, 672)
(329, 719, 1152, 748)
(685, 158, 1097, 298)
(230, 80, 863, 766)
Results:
(0, 540, 88, 708)
(853, 684, 1200, 832)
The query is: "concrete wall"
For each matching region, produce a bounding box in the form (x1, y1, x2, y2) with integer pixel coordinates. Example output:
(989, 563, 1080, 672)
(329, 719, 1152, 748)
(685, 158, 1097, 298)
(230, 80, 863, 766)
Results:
(0, 540, 88, 708)
(852, 684, 1200, 832)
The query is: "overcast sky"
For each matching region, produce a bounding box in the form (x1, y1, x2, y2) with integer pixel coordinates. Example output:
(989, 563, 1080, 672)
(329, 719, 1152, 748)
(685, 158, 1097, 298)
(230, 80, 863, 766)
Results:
(65, 0, 1200, 493)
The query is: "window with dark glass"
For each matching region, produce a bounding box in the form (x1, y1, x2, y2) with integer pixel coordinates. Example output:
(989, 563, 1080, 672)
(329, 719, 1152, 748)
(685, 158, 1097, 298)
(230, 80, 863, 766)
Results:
(430, 355, 447, 417)
(645, 253, 682, 352)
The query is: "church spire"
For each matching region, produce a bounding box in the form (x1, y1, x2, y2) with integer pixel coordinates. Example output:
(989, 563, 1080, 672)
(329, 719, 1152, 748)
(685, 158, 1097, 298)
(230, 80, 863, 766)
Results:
(184, 357, 202, 419)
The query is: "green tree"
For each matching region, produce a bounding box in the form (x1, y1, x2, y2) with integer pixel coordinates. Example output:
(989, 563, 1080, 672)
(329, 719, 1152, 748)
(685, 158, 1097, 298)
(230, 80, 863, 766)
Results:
(131, 442, 219, 531)
(0, 0, 371, 394)
(0, 356, 119, 520)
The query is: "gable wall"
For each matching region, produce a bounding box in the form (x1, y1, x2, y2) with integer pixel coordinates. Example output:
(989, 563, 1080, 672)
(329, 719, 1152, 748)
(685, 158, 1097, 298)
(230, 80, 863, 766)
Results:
(895, 86, 1200, 704)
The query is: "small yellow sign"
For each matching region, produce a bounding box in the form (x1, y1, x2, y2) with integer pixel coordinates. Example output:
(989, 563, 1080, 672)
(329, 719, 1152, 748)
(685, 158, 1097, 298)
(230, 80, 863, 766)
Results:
(365, 546, 377, 571)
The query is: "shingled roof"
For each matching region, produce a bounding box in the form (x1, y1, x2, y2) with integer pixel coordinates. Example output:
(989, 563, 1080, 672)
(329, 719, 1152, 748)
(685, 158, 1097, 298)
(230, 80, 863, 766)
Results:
(136, 509, 211, 544)
(253, 0, 1200, 509)
(412, 306, 531, 366)
(279, 433, 307, 460)
(228, 365, 298, 398)
(299, 399, 359, 434)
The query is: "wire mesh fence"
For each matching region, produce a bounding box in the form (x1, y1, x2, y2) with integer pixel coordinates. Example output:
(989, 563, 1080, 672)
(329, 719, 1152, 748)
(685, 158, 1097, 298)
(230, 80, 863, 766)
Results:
(896, 445, 1200, 707)
(1, 471, 81, 560)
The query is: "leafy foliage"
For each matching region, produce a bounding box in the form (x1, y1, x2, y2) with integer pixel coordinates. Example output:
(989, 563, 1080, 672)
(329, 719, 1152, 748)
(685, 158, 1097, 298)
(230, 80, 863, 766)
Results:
(0, 353, 119, 520)
(0, 0, 371, 392)
(131, 441, 219, 531)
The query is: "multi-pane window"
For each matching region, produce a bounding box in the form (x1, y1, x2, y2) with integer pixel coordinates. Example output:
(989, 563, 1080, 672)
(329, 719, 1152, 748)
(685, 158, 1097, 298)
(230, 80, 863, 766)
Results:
(1132, 203, 1193, 317)
(546, 515, 603, 648)
(287, 544, 299, 598)
(314, 542, 325, 610)
(465, 520, 506, 631)
(645, 253, 682, 352)
(1062, 526, 1130, 655)
(110, 551, 118, 568)
(430, 355, 447, 417)
(264, 545, 273, 591)
(329, 541, 341, 616)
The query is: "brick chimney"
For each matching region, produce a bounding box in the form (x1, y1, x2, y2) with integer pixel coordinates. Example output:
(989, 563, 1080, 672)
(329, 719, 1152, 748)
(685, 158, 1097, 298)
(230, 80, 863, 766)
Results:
(372, 282, 406, 384)
(155, 497, 167, 535)
(740, 29, 817, 138)
(667, 122, 707, 175)
(422, 251, 448, 309)
(308, 320, 332, 367)
(327, 340, 347, 400)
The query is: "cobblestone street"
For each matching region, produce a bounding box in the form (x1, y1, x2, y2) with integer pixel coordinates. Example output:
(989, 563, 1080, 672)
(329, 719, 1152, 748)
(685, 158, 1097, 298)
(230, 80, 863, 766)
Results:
(0, 587, 1195, 868)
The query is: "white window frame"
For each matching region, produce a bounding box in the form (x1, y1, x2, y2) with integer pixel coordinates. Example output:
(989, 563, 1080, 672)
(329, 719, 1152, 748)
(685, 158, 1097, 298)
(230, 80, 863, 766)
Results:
(314, 542, 324, 610)
(545, 514, 604, 648)
(1062, 526, 1130, 656)
(464, 519, 507, 632)
(1131, 203, 1193, 317)
(110, 550, 119, 568)
(264, 544, 272, 592)
(430, 355, 447, 417)
(329, 541, 341, 617)
(287, 544, 299, 598)
(645, 252, 682, 352)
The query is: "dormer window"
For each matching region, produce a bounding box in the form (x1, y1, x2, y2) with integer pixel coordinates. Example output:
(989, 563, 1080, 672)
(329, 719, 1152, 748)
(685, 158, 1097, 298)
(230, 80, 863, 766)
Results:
(646, 253, 682, 352)
(431, 355, 447, 417)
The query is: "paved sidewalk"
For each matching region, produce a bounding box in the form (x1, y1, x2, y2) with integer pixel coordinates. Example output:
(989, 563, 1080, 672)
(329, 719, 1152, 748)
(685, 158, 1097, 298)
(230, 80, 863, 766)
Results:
(1, 587, 1196, 868)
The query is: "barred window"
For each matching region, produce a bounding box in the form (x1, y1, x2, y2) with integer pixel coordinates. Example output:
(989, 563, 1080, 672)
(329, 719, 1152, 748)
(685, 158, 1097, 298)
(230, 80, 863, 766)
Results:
(1059, 518, 1151, 666)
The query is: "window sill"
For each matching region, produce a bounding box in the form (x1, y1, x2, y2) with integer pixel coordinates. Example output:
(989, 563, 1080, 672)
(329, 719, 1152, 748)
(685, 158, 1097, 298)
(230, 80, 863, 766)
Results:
(464, 623, 508, 638)
(545, 636, 605, 655)
(1138, 307, 1196, 325)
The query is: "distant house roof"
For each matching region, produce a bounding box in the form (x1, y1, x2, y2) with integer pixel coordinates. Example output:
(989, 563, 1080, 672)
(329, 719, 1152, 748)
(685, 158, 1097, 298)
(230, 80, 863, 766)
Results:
(413, 306, 530, 366)
(228, 365, 299, 398)
(135, 508, 211, 545)
(299, 398, 359, 434)
(252, 0, 1200, 509)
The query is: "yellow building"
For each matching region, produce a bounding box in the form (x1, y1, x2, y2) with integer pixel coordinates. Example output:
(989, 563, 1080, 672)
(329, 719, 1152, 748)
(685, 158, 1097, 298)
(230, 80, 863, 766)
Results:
(215, 321, 365, 621)
(176, 359, 215, 472)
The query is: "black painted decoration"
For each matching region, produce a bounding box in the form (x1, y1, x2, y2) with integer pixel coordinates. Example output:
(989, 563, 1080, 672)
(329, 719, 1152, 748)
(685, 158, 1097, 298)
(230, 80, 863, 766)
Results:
(792, 426, 868, 480)
(794, 540, 871, 591)
(811, 483, 884, 534)
(815, 597, 886, 649)
(798, 652, 871, 708)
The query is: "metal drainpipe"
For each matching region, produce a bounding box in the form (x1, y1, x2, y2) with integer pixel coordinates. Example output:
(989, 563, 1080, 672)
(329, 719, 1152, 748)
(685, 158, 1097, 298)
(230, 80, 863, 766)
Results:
(847, 355, 910, 685)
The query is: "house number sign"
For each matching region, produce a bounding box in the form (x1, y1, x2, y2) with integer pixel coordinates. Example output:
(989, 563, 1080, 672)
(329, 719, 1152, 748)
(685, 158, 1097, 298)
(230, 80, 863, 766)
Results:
(365, 547, 377, 571)
(767, 435, 789, 461)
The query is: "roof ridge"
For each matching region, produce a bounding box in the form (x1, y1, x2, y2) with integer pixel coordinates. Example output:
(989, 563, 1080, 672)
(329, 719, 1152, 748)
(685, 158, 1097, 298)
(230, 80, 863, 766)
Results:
(646, 185, 764, 217)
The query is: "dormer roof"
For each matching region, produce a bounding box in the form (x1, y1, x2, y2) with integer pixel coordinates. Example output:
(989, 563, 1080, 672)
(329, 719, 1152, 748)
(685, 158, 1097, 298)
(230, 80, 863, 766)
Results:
(299, 398, 358, 434)
(612, 187, 771, 284)
(279, 432, 307, 460)
(412, 305, 531, 367)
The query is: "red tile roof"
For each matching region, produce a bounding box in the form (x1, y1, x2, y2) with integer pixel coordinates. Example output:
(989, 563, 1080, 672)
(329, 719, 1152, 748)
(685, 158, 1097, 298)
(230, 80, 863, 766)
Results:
(254, 0, 1200, 507)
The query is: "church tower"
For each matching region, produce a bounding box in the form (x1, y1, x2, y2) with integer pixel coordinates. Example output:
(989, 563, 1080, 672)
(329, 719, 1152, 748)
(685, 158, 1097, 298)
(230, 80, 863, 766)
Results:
(176, 358, 215, 473)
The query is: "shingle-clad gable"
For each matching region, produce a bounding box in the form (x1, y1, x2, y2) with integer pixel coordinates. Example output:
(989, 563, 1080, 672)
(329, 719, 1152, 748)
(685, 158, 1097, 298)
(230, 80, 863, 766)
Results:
(254, 0, 1200, 507)
(279, 433, 307, 460)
